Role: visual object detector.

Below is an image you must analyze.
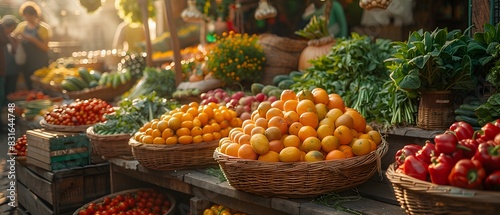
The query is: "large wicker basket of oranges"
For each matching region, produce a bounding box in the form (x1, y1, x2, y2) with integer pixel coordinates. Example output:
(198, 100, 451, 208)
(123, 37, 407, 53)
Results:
(213, 88, 389, 198)
(130, 102, 242, 171)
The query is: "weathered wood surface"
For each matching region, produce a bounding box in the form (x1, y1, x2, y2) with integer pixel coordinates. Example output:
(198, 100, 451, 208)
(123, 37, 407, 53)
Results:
(472, 0, 490, 34)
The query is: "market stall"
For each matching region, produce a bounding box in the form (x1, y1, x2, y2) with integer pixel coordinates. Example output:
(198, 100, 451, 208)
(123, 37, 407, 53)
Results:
(5, 1, 500, 215)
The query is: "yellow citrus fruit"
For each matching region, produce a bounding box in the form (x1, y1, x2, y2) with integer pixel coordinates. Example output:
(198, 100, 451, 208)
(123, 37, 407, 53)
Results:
(304, 150, 325, 162)
(225, 143, 241, 157)
(325, 149, 347, 160)
(283, 134, 301, 148)
(238, 144, 258, 160)
(301, 136, 322, 152)
(278, 147, 302, 162)
(321, 135, 340, 152)
(351, 138, 373, 156)
(335, 114, 354, 129)
(258, 151, 280, 162)
(250, 133, 270, 155)
(316, 124, 334, 140)
(368, 130, 382, 145)
(334, 125, 354, 145)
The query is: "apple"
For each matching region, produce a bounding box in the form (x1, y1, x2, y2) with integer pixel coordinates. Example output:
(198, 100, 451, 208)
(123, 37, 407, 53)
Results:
(240, 112, 251, 121)
(243, 105, 252, 113)
(200, 93, 208, 100)
(267, 95, 277, 103)
(224, 97, 231, 103)
(255, 93, 266, 102)
(235, 105, 245, 116)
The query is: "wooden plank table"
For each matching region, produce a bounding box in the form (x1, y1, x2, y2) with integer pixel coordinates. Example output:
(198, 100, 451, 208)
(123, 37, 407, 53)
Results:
(107, 158, 405, 215)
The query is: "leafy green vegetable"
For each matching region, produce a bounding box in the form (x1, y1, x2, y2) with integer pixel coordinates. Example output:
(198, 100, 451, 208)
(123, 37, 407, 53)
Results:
(93, 92, 179, 135)
(476, 93, 500, 125)
(126, 67, 177, 100)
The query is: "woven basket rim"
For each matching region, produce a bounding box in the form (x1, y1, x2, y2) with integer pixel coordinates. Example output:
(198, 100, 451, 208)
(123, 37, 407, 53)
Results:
(86, 126, 132, 141)
(214, 137, 388, 170)
(386, 163, 500, 203)
(40, 119, 94, 132)
(129, 137, 219, 151)
(71, 188, 176, 215)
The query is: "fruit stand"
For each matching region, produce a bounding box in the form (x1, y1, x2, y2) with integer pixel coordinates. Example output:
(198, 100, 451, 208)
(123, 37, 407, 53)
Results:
(5, 1, 500, 215)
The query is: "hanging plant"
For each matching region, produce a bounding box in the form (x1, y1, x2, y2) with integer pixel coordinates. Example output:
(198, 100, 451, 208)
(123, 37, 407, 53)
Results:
(195, 0, 233, 21)
(115, 0, 156, 26)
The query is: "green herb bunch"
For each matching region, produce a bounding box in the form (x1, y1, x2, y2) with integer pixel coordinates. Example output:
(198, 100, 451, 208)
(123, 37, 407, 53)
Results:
(206, 31, 266, 85)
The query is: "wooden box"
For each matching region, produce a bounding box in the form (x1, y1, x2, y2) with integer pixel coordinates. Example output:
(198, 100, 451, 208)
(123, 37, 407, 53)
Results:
(16, 161, 110, 215)
(26, 129, 90, 171)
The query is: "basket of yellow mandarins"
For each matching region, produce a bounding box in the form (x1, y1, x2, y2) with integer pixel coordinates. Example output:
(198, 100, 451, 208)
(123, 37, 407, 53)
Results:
(213, 88, 389, 198)
(129, 102, 243, 171)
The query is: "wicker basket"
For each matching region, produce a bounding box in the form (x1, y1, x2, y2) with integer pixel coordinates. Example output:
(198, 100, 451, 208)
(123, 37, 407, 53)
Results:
(417, 91, 455, 130)
(64, 80, 135, 102)
(213, 138, 388, 198)
(40, 119, 94, 133)
(129, 138, 219, 171)
(86, 126, 133, 158)
(385, 163, 500, 215)
(72, 188, 176, 215)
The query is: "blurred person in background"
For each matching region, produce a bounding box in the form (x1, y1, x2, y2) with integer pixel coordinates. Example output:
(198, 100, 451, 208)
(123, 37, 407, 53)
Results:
(0, 15, 20, 132)
(13, 1, 52, 90)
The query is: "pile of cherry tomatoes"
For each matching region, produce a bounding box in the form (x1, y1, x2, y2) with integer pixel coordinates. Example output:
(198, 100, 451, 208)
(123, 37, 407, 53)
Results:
(9, 134, 27, 156)
(44, 98, 114, 126)
(76, 189, 172, 215)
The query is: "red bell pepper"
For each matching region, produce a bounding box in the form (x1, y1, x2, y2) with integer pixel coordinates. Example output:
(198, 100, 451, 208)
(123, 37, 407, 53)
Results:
(403, 155, 429, 181)
(472, 142, 500, 173)
(494, 133, 500, 145)
(494, 119, 500, 128)
(481, 122, 500, 141)
(449, 121, 474, 141)
(415, 141, 436, 164)
(428, 153, 454, 185)
(434, 131, 459, 154)
(484, 170, 500, 191)
(459, 139, 478, 159)
(448, 159, 486, 189)
(395, 144, 422, 167)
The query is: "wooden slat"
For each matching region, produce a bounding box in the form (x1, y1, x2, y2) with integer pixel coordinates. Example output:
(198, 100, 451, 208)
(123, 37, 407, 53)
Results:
(16, 162, 54, 205)
(17, 182, 53, 215)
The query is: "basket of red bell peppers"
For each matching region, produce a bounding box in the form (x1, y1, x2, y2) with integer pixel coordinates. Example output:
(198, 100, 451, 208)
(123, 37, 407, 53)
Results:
(386, 120, 500, 215)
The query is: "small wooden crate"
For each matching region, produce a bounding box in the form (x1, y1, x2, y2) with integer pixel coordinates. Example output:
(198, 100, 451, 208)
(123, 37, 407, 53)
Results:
(26, 129, 90, 171)
(16, 161, 111, 215)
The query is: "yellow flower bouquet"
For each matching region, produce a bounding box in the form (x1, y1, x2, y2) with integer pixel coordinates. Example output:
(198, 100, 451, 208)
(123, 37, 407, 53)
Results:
(206, 31, 266, 85)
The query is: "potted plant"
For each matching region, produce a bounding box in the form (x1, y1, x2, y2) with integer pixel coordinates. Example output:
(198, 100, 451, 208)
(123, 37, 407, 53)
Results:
(385, 28, 476, 130)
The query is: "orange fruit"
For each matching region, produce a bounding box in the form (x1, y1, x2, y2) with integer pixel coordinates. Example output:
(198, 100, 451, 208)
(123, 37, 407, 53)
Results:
(258, 151, 280, 162)
(325, 150, 347, 160)
(283, 111, 300, 126)
(251, 110, 260, 121)
(334, 125, 354, 145)
(280, 89, 297, 101)
(338, 145, 354, 158)
(211, 122, 221, 132)
(197, 112, 209, 126)
(301, 136, 322, 152)
(180, 104, 189, 112)
(192, 135, 203, 143)
(271, 100, 285, 110)
(232, 132, 245, 143)
(221, 109, 233, 121)
(168, 117, 181, 131)
(178, 135, 193, 144)
(304, 150, 325, 162)
(219, 120, 229, 129)
(345, 110, 367, 133)
(175, 127, 191, 137)
(283, 100, 299, 112)
(296, 99, 316, 115)
(187, 107, 199, 117)
(151, 129, 162, 138)
(296, 89, 314, 101)
(351, 138, 372, 156)
(250, 126, 266, 136)
(288, 122, 303, 136)
(257, 101, 272, 118)
(315, 103, 328, 120)
(250, 133, 270, 155)
(191, 126, 203, 136)
(298, 125, 317, 142)
(326, 108, 343, 122)
(279, 147, 302, 162)
(241, 119, 253, 129)
(368, 130, 382, 145)
(225, 143, 241, 157)
(351, 128, 359, 138)
(283, 134, 301, 148)
(312, 88, 329, 105)
(181, 113, 194, 122)
(364, 125, 374, 133)
(156, 121, 169, 132)
(162, 128, 175, 139)
(268, 139, 285, 153)
(265, 126, 282, 141)
(243, 123, 256, 135)
(180, 120, 194, 129)
(220, 128, 230, 138)
(266, 107, 284, 120)
(317, 124, 334, 140)
(202, 133, 215, 142)
(202, 124, 214, 134)
(220, 142, 231, 153)
(238, 144, 258, 160)
(229, 117, 242, 127)
(153, 137, 165, 145)
(150, 120, 159, 129)
(254, 117, 268, 129)
(358, 133, 371, 140)
(327, 94, 346, 111)
(238, 133, 251, 145)
(165, 136, 178, 145)
(299, 112, 319, 129)
(142, 135, 154, 144)
(335, 114, 354, 129)
(188, 101, 199, 108)
(369, 139, 377, 151)
(321, 135, 340, 152)
(145, 128, 153, 136)
(213, 131, 222, 140)
(268, 116, 288, 134)
(319, 117, 335, 128)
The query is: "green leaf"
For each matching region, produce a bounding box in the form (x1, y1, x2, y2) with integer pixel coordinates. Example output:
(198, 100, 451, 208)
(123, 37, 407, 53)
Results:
(409, 54, 430, 69)
(473, 32, 486, 44)
(486, 42, 499, 55)
(424, 31, 433, 52)
(398, 69, 421, 89)
(433, 28, 448, 46)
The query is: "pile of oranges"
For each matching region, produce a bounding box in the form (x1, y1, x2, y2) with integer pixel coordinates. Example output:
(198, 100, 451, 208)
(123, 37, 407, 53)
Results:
(134, 102, 242, 145)
(217, 88, 383, 162)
